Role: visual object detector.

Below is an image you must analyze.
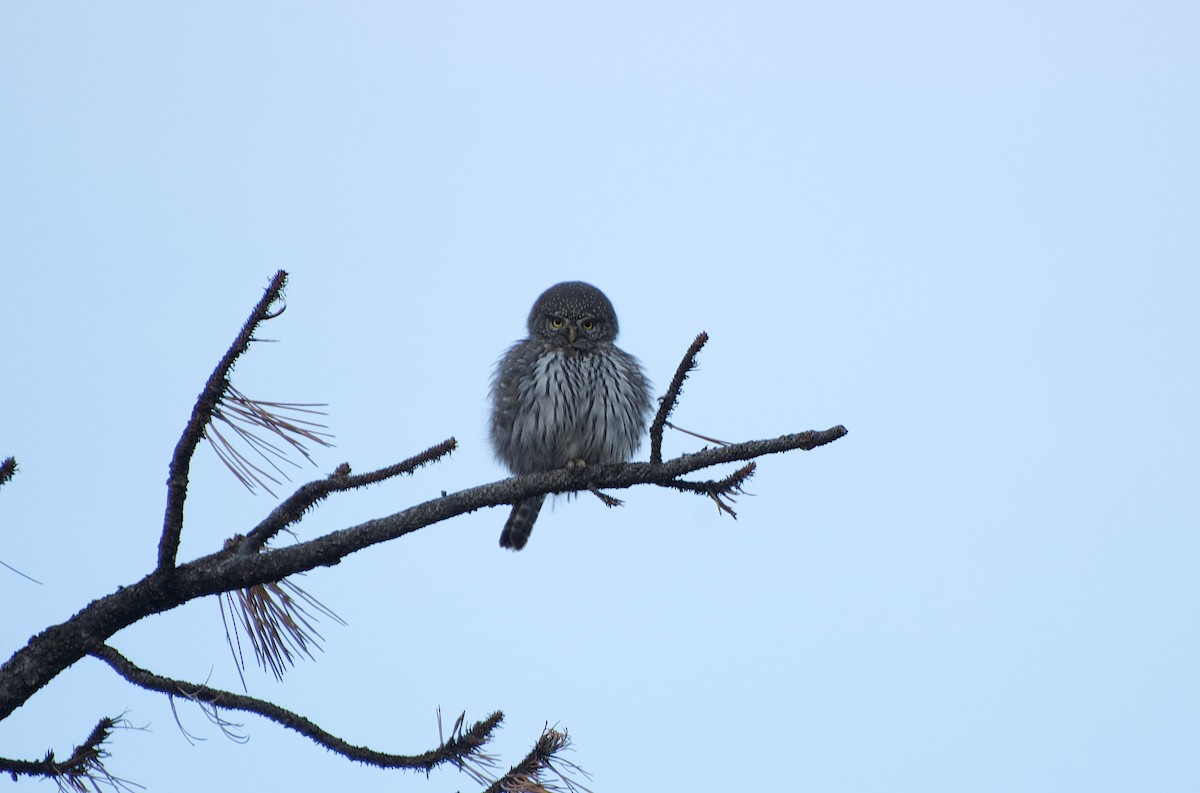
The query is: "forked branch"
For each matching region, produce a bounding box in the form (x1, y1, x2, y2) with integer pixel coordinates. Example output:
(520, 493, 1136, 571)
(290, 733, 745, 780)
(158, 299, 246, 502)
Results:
(666, 462, 757, 517)
(242, 438, 457, 553)
(159, 270, 290, 571)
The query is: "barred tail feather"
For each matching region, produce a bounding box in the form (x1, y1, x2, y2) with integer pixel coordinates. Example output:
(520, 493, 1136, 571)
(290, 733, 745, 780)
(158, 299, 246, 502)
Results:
(500, 495, 545, 551)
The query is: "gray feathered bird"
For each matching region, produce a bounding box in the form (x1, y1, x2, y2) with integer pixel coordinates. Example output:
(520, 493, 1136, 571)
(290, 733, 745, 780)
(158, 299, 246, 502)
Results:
(489, 282, 653, 550)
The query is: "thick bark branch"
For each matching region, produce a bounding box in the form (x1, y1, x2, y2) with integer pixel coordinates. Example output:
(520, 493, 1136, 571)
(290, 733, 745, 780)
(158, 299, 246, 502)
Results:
(0, 424, 845, 723)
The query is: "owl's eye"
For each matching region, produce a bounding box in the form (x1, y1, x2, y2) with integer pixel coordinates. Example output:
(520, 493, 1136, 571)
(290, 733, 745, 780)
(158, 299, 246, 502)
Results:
(550, 318, 565, 329)
(581, 320, 595, 331)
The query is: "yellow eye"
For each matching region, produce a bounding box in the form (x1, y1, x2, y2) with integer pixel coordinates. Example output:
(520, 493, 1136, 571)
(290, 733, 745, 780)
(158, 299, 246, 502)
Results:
(581, 320, 595, 331)
(550, 318, 565, 329)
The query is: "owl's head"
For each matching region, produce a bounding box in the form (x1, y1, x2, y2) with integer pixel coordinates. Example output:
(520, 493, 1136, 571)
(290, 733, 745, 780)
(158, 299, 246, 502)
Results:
(527, 281, 620, 348)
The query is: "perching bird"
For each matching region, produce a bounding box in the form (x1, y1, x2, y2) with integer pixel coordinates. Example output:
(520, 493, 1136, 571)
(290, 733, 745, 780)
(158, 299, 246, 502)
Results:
(489, 281, 653, 550)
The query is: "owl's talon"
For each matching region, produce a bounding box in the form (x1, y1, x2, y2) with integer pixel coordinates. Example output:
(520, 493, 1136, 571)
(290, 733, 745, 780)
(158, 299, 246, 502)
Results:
(565, 459, 588, 470)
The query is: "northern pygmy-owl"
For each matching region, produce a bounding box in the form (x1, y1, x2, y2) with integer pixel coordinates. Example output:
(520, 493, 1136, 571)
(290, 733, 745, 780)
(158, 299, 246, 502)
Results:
(489, 281, 653, 550)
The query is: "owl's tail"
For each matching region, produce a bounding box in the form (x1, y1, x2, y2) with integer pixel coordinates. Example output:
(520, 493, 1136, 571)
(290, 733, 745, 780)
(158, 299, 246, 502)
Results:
(499, 495, 545, 551)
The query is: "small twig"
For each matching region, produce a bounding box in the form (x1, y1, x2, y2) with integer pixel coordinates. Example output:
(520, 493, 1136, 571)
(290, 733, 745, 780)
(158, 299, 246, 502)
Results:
(664, 421, 730, 447)
(158, 270, 289, 572)
(483, 724, 592, 793)
(0, 455, 41, 582)
(242, 438, 457, 553)
(90, 645, 504, 773)
(586, 485, 623, 508)
(0, 456, 16, 491)
(665, 463, 757, 518)
(0, 558, 43, 585)
(650, 332, 709, 463)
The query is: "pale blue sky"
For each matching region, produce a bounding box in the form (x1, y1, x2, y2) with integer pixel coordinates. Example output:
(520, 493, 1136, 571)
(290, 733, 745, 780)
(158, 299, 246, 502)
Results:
(2, 3, 1197, 791)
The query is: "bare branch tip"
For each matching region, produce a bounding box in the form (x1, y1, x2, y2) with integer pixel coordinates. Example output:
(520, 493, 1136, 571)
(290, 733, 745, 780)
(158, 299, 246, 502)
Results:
(0, 456, 16, 489)
(650, 332, 711, 463)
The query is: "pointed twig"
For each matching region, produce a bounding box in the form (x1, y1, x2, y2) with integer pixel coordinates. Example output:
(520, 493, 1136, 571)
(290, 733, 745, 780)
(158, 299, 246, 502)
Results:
(664, 421, 730, 447)
(650, 332, 709, 463)
(0, 455, 34, 582)
(0, 558, 44, 585)
(586, 484, 623, 508)
(90, 645, 504, 773)
(158, 270, 289, 572)
(242, 438, 457, 553)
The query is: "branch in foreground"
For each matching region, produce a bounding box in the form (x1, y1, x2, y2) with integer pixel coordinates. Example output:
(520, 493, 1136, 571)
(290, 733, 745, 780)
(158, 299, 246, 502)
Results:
(90, 645, 502, 777)
(159, 270, 289, 572)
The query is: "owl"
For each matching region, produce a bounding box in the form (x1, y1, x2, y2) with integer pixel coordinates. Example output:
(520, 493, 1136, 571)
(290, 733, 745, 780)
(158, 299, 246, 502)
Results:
(489, 281, 653, 550)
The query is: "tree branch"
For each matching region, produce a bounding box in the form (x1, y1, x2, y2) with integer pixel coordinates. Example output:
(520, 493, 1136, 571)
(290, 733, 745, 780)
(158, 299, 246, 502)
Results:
(649, 331, 708, 464)
(89, 645, 502, 774)
(665, 461, 757, 517)
(483, 725, 590, 793)
(0, 425, 845, 723)
(241, 438, 457, 553)
(158, 270, 289, 572)
(4, 274, 848, 789)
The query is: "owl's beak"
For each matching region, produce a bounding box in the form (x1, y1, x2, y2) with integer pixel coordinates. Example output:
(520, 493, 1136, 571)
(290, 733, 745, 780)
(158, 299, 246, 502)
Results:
(567, 325, 577, 344)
